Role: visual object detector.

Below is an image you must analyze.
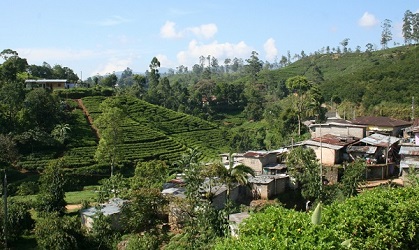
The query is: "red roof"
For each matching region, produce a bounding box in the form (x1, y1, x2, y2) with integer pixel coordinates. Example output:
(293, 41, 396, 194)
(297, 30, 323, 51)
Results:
(351, 116, 411, 127)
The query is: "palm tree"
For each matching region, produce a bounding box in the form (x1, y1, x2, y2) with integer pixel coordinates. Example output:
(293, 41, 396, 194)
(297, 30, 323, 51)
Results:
(221, 153, 255, 202)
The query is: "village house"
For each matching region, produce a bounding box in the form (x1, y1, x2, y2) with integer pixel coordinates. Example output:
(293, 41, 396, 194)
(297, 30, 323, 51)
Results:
(248, 174, 289, 199)
(161, 177, 241, 229)
(309, 121, 367, 139)
(298, 134, 359, 166)
(402, 118, 419, 144)
(240, 151, 278, 175)
(295, 134, 359, 184)
(25, 79, 75, 90)
(80, 198, 129, 231)
(348, 133, 401, 180)
(350, 116, 411, 137)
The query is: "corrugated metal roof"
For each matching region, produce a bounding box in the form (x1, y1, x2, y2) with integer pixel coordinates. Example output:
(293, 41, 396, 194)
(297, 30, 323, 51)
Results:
(346, 145, 378, 154)
(81, 198, 128, 217)
(312, 134, 359, 146)
(302, 139, 344, 150)
(25, 79, 68, 83)
(360, 133, 400, 147)
(243, 151, 274, 158)
(399, 145, 419, 156)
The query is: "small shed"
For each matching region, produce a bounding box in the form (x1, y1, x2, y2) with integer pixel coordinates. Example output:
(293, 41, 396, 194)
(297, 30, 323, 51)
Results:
(80, 198, 128, 231)
(248, 174, 289, 199)
(399, 145, 419, 183)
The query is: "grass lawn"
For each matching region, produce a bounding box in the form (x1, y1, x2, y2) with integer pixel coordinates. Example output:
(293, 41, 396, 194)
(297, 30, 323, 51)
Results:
(65, 185, 99, 204)
(10, 185, 98, 205)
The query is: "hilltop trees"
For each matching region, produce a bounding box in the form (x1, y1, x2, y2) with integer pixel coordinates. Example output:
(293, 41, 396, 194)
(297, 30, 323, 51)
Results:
(0, 49, 28, 83)
(403, 10, 419, 45)
(381, 19, 393, 49)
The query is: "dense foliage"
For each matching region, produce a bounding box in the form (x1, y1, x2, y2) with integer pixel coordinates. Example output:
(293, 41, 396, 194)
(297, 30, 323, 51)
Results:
(215, 185, 419, 249)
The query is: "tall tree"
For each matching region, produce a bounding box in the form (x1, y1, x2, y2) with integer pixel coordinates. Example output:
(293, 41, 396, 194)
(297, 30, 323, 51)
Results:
(0, 134, 18, 168)
(36, 159, 67, 215)
(381, 19, 393, 49)
(245, 51, 262, 80)
(131, 74, 146, 98)
(101, 73, 118, 88)
(285, 76, 311, 135)
(0, 81, 25, 131)
(413, 13, 419, 44)
(340, 38, 350, 53)
(0, 49, 28, 83)
(94, 99, 125, 176)
(287, 147, 322, 201)
(22, 88, 63, 132)
(402, 10, 414, 45)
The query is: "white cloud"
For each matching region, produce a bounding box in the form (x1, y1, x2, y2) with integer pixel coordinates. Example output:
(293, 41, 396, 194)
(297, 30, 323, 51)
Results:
(187, 23, 217, 39)
(160, 21, 182, 39)
(160, 21, 217, 39)
(358, 12, 379, 27)
(155, 54, 173, 68)
(176, 40, 253, 67)
(94, 57, 134, 75)
(263, 38, 278, 61)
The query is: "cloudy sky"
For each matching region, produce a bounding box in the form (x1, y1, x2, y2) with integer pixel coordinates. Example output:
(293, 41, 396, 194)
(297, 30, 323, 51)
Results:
(1, 0, 418, 79)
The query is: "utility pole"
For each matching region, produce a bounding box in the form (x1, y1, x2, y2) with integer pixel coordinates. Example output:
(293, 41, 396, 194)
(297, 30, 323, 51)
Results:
(320, 122, 323, 191)
(412, 96, 415, 121)
(3, 171, 7, 249)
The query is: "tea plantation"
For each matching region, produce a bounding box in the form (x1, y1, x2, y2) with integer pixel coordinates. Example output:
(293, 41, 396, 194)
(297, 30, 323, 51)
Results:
(16, 95, 231, 176)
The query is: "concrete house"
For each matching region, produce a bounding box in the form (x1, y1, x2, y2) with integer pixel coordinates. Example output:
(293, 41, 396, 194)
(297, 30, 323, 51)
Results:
(351, 116, 411, 137)
(248, 174, 289, 199)
(309, 121, 367, 139)
(299, 134, 359, 166)
(240, 151, 278, 175)
(25, 79, 73, 90)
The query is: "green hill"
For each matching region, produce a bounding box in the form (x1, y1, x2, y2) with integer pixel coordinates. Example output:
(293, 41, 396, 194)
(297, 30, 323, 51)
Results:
(266, 45, 419, 119)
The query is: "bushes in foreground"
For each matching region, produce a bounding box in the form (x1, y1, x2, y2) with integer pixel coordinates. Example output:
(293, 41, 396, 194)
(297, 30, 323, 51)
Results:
(215, 186, 419, 249)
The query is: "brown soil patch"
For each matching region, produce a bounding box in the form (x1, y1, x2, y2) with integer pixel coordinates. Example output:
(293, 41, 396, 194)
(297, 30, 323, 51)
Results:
(66, 204, 82, 211)
(75, 99, 100, 140)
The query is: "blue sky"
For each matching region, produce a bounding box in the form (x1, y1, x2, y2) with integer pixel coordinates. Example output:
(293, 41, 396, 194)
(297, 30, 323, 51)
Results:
(1, 0, 418, 79)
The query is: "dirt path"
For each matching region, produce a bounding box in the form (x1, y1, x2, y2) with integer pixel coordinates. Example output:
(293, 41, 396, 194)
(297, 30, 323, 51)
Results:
(75, 99, 100, 140)
(66, 204, 82, 211)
